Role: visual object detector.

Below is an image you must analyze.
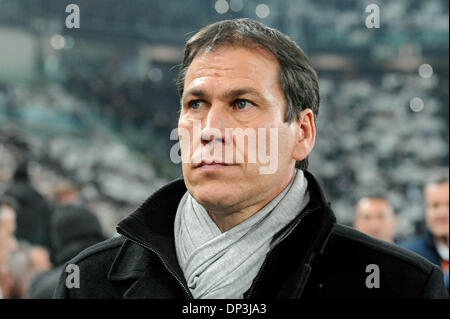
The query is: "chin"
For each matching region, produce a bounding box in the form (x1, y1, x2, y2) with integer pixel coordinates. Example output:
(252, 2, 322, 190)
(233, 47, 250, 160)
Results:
(194, 188, 235, 209)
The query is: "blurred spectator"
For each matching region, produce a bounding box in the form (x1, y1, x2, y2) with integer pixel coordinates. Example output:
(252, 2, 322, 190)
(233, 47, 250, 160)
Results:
(29, 246, 52, 273)
(353, 197, 397, 243)
(401, 178, 449, 290)
(0, 195, 18, 299)
(55, 184, 80, 206)
(4, 161, 53, 248)
(2, 242, 51, 299)
(29, 204, 106, 298)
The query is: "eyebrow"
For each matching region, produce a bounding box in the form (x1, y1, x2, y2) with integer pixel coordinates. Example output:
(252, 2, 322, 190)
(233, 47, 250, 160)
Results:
(182, 87, 267, 103)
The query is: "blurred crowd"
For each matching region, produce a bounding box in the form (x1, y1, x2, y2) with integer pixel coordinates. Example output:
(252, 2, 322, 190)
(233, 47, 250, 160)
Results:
(310, 71, 448, 230)
(0, 81, 169, 298)
(1, 0, 447, 50)
(0, 161, 107, 298)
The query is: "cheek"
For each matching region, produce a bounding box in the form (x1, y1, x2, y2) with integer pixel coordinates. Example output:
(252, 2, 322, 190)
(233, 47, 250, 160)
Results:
(0, 233, 6, 246)
(428, 210, 439, 220)
(178, 115, 192, 131)
(178, 119, 201, 154)
(427, 211, 444, 228)
(275, 126, 296, 156)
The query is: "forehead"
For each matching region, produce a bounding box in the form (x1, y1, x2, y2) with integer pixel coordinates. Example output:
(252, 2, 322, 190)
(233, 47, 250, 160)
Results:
(426, 182, 449, 199)
(358, 199, 391, 214)
(184, 45, 281, 90)
(0, 205, 15, 223)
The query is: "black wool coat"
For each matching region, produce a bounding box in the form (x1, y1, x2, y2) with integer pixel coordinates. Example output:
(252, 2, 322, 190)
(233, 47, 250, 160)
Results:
(54, 172, 448, 299)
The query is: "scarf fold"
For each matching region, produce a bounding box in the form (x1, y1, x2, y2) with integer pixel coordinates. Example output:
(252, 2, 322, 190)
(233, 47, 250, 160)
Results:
(174, 169, 310, 299)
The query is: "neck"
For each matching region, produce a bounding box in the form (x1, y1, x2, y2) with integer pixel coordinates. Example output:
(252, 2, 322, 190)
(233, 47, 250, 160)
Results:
(207, 171, 296, 232)
(207, 208, 258, 232)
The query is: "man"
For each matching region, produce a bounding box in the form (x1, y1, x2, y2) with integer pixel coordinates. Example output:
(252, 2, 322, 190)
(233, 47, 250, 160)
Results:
(54, 18, 447, 299)
(353, 197, 397, 243)
(30, 204, 106, 298)
(4, 161, 53, 249)
(3, 242, 51, 299)
(0, 195, 18, 298)
(401, 178, 449, 290)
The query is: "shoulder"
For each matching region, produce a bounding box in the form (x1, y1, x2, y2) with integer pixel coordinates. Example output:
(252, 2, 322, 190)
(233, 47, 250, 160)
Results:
(67, 235, 125, 265)
(29, 266, 64, 299)
(315, 224, 448, 298)
(398, 236, 428, 251)
(330, 224, 433, 272)
(53, 236, 127, 298)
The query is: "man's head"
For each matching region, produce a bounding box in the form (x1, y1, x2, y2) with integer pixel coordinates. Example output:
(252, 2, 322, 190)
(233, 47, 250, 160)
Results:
(424, 178, 449, 246)
(177, 19, 319, 170)
(3, 243, 51, 298)
(354, 197, 397, 243)
(177, 19, 319, 229)
(0, 196, 18, 273)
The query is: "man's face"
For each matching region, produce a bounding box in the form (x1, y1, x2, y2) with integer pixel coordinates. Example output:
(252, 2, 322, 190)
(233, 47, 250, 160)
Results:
(425, 182, 449, 242)
(354, 199, 396, 242)
(179, 46, 304, 217)
(0, 205, 17, 271)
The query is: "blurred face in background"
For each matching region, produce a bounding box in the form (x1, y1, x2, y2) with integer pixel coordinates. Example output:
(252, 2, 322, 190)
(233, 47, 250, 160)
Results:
(179, 45, 314, 231)
(425, 181, 449, 246)
(354, 198, 397, 243)
(0, 204, 18, 272)
(29, 246, 52, 273)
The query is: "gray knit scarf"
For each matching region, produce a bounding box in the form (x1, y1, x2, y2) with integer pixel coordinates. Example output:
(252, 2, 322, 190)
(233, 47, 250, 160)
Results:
(174, 169, 310, 299)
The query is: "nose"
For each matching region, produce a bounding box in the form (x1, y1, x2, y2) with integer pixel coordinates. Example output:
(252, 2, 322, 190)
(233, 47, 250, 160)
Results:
(201, 104, 230, 145)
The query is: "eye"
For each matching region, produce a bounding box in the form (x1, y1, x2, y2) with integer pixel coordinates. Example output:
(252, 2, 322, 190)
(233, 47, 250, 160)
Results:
(188, 100, 205, 110)
(233, 99, 255, 110)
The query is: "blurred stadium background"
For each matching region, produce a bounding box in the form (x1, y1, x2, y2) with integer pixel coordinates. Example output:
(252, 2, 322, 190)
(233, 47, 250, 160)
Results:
(0, 0, 448, 239)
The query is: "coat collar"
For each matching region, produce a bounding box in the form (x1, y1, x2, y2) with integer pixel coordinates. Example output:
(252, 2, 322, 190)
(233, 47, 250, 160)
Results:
(113, 178, 190, 298)
(111, 171, 336, 298)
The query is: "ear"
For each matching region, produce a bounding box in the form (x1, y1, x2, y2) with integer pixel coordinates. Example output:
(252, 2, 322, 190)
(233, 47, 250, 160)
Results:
(292, 108, 316, 162)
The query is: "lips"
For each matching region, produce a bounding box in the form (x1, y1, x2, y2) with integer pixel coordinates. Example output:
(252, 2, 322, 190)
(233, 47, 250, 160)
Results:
(194, 161, 233, 168)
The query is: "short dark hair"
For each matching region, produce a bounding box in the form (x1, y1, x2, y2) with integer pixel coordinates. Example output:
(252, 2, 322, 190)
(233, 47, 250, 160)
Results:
(176, 18, 320, 171)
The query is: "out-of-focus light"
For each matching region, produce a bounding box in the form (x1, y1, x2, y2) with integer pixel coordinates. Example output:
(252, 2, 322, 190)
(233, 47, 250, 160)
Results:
(255, 3, 270, 18)
(410, 97, 425, 112)
(148, 68, 163, 82)
(418, 63, 433, 79)
(230, 0, 244, 12)
(64, 35, 75, 50)
(215, 0, 229, 14)
(50, 34, 65, 50)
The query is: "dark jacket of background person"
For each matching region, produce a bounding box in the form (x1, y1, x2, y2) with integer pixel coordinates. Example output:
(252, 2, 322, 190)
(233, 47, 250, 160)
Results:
(54, 172, 448, 299)
(4, 162, 52, 249)
(29, 204, 106, 299)
(400, 230, 449, 290)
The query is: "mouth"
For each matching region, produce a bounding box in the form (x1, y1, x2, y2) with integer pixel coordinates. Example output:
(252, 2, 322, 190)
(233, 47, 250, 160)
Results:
(194, 161, 234, 168)
(434, 218, 449, 224)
